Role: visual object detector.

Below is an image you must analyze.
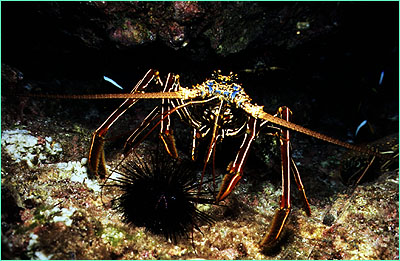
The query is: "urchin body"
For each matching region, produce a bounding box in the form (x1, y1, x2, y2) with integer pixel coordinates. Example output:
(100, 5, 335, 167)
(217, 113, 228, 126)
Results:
(111, 151, 214, 242)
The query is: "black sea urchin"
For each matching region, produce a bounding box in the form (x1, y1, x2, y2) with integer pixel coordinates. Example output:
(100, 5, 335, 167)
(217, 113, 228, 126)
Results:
(110, 150, 215, 242)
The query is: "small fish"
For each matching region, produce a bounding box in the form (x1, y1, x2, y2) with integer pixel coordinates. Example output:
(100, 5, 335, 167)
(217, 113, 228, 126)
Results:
(103, 76, 123, 90)
(379, 70, 384, 85)
(355, 120, 367, 136)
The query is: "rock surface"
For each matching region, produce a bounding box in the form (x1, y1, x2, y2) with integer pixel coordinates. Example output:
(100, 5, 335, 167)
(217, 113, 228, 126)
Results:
(2, 2, 398, 260)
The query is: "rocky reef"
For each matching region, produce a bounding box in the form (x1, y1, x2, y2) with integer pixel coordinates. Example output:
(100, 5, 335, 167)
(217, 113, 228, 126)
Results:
(2, 2, 398, 259)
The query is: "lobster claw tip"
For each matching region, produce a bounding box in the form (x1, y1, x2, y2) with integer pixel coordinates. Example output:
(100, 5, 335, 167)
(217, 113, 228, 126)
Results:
(215, 172, 242, 202)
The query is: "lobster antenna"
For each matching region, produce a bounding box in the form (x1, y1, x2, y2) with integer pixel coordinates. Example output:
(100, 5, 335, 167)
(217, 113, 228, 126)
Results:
(16, 91, 198, 100)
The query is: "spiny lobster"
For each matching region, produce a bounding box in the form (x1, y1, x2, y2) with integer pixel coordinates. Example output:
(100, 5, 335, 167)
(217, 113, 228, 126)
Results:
(25, 69, 385, 249)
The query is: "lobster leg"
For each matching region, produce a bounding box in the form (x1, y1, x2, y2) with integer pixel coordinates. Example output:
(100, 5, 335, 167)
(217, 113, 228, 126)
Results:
(215, 106, 310, 248)
(216, 116, 258, 202)
(123, 106, 160, 154)
(191, 129, 199, 161)
(199, 100, 224, 193)
(123, 73, 181, 159)
(122, 96, 221, 168)
(260, 106, 302, 248)
(291, 157, 311, 216)
(88, 69, 160, 179)
(159, 74, 180, 159)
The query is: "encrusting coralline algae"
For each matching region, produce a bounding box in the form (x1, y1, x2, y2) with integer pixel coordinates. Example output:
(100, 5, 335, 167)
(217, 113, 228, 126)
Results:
(2, 129, 62, 167)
